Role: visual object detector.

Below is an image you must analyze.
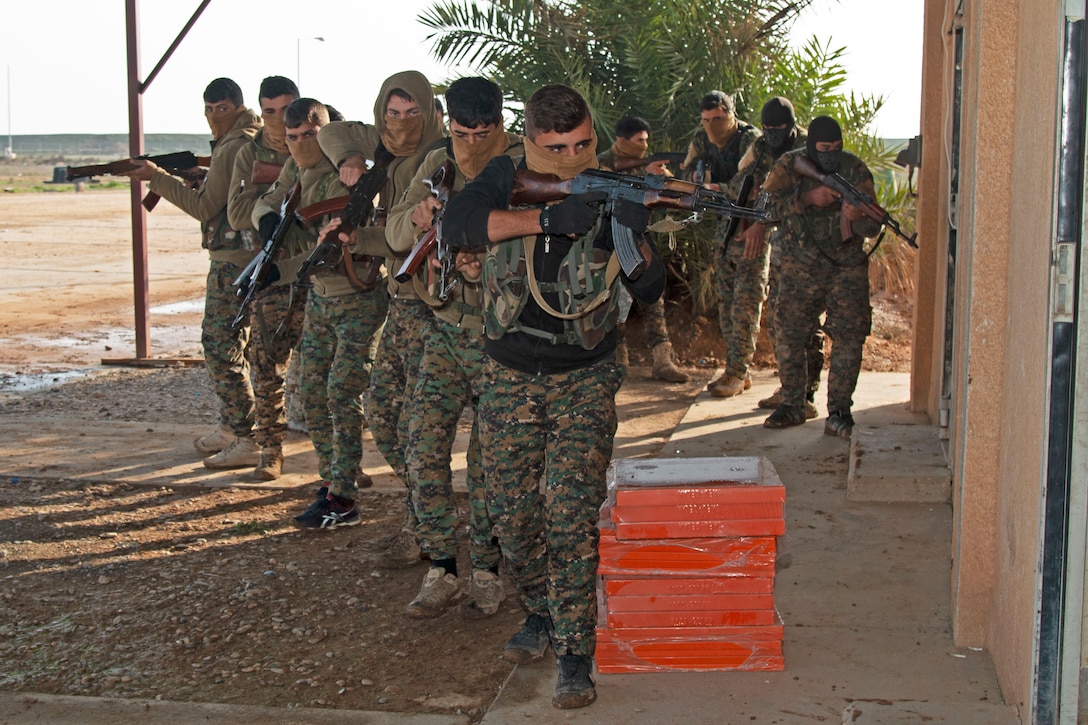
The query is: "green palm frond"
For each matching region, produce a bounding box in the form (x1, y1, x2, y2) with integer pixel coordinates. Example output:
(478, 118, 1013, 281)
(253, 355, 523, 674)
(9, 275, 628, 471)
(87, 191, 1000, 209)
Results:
(419, 0, 914, 299)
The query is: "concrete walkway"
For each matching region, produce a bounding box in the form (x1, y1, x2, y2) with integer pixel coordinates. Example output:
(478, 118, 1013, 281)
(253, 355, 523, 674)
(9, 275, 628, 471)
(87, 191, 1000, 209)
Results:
(0, 370, 1021, 724)
(480, 370, 1020, 724)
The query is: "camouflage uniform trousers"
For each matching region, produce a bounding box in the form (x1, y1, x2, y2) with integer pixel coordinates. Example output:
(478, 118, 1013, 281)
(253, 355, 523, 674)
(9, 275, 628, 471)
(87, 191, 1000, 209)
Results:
(715, 234, 770, 379)
(365, 297, 436, 522)
(406, 318, 499, 571)
(775, 246, 871, 412)
(285, 348, 305, 427)
(478, 357, 625, 657)
(616, 296, 670, 349)
(299, 286, 389, 500)
(247, 284, 306, 451)
(765, 234, 825, 398)
(203, 260, 255, 437)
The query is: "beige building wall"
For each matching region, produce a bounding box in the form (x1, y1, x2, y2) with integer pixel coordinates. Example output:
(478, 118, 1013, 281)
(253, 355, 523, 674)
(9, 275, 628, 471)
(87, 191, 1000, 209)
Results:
(915, 0, 1064, 712)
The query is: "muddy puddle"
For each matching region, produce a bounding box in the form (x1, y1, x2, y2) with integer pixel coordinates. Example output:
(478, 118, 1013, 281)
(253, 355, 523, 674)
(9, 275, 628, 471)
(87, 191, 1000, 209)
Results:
(0, 298, 205, 393)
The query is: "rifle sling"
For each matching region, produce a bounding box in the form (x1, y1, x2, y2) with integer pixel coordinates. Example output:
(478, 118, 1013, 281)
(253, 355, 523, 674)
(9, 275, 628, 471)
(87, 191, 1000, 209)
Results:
(340, 173, 390, 291)
(522, 236, 620, 321)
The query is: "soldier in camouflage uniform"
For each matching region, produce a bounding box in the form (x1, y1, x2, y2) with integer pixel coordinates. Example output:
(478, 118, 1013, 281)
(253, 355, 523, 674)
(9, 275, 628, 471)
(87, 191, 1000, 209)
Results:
(254, 99, 392, 529)
(760, 116, 882, 439)
(119, 78, 262, 469)
(679, 91, 762, 398)
(316, 72, 447, 554)
(728, 97, 822, 418)
(444, 85, 666, 710)
(225, 76, 299, 479)
(313, 72, 447, 545)
(385, 77, 522, 619)
(597, 115, 687, 383)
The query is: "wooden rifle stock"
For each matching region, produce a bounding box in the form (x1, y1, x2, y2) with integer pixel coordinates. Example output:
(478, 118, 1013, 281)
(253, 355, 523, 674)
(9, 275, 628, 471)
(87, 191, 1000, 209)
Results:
(296, 195, 349, 224)
(394, 227, 438, 284)
(792, 155, 918, 248)
(251, 160, 284, 186)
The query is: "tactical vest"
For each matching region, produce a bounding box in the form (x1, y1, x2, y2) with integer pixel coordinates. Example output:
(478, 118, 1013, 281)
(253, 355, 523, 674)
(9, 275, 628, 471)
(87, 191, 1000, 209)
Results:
(203, 208, 239, 252)
(203, 136, 246, 253)
(480, 213, 621, 350)
(699, 123, 756, 185)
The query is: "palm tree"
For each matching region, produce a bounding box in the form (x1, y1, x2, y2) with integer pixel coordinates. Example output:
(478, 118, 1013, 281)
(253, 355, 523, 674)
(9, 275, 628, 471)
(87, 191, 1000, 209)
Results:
(419, 0, 915, 306)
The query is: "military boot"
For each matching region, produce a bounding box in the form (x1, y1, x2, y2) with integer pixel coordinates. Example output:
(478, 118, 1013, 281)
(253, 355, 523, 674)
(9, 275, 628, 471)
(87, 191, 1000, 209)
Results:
(203, 436, 260, 470)
(651, 342, 689, 383)
(194, 425, 233, 455)
(615, 343, 629, 367)
(253, 448, 283, 481)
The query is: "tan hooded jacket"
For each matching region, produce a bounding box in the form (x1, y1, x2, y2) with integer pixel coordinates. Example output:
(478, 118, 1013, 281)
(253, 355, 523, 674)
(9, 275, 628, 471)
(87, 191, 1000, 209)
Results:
(148, 107, 262, 267)
(228, 128, 292, 234)
(317, 70, 446, 299)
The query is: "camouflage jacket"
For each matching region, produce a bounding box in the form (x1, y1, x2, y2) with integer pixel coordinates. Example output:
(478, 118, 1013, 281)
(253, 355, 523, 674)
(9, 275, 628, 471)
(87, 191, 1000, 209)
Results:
(761, 148, 883, 266)
(726, 127, 808, 200)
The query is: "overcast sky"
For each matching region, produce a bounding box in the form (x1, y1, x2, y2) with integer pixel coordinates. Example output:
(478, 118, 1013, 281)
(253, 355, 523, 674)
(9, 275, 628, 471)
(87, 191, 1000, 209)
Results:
(1, 0, 923, 139)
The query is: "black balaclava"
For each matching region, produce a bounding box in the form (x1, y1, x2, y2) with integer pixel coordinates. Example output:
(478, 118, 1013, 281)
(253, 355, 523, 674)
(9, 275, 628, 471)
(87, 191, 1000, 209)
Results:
(806, 115, 843, 173)
(760, 97, 795, 152)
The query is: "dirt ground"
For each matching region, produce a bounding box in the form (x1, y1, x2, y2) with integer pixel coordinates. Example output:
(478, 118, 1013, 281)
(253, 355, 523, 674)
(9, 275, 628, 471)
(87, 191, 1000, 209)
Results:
(0, 175, 912, 720)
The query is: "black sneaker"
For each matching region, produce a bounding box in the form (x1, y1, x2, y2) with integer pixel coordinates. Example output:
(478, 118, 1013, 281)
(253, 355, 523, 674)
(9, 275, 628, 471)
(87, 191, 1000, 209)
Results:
(824, 409, 855, 440)
(293, 493, 360, 529)
(503, 613, 553, 664)
(552, 654, 596, 709)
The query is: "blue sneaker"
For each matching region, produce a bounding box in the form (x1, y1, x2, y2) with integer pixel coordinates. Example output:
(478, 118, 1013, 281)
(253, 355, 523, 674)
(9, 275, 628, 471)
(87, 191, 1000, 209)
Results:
(293, 490, 359, 530)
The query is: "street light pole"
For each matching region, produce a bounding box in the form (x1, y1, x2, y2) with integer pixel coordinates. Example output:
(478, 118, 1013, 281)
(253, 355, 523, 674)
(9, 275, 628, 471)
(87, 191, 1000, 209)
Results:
(296, 36, 325, 90)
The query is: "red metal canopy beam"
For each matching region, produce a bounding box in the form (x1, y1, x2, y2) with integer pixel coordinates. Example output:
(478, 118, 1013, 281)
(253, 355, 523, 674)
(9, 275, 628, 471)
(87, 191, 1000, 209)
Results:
(119, 0, 211, 362)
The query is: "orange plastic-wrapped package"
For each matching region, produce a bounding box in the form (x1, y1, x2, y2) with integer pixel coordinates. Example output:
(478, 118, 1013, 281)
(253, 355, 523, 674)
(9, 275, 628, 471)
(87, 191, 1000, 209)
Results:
(595, 456, 787, 673)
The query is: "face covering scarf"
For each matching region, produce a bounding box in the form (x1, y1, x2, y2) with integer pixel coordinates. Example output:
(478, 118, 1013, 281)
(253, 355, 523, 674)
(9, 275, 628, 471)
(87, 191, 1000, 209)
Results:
(523, 128, 599, 180)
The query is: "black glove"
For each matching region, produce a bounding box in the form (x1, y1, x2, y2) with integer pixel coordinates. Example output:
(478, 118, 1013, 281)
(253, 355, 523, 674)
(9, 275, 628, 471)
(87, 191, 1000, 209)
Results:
(612, 199, 651, 233)
(539, 191, 607, 236)
(257, 263, 281, 292)
(258, 213, 280, 243)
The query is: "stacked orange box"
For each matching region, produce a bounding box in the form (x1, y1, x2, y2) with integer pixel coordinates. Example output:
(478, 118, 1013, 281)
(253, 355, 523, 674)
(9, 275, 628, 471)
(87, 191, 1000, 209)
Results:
(596, 456, 785, 673)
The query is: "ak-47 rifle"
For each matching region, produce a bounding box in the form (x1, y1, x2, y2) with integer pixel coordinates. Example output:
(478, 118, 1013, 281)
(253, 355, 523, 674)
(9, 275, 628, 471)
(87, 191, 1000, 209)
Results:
(296, 195, 350, 224)
(511, 168, 773, 280)
(251, 160, 284, 186)
(293, 145, 395, 288)
(66, 151, 211, 212)
(231, 181, 302, 329)
(394, 160, 457, 301)
(792, 155, 918, 249)
(722, 172, 755, 244)
(608, 151, 686, 173)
